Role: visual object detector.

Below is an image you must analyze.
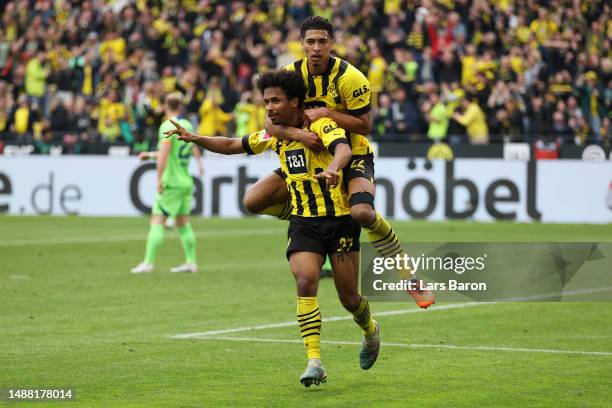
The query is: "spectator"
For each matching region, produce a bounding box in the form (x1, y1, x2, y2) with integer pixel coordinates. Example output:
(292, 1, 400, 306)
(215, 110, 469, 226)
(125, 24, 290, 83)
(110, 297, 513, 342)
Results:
(373, 92, 395, 137)
(197, 77, 233, 137)
(425, 92, 449, 142)
(550, 110, 573, 144)
(24, 50, 49, 108)
(367, 42, 387, 109)
(453, 96, 489, 144)
(0, 0, 610, 150)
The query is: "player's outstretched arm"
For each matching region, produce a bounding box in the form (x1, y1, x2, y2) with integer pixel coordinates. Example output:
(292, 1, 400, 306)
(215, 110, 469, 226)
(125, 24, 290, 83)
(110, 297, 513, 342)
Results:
(264, 117, 324, 152)
(314, 143, 352, 188)
(305, 108, 371, 135)
(164, 119, 245, 155)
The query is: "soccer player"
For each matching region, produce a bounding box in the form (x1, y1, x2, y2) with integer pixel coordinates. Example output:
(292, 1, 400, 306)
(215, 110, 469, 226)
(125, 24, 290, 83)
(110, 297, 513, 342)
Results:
(131, 92, 204, 274)
(242, 16, 434, 308)
(164, 70, 380, 387)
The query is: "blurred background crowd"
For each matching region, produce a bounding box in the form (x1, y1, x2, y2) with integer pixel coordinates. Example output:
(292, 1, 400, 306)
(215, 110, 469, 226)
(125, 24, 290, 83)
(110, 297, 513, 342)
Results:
(0, 0, 610, 154)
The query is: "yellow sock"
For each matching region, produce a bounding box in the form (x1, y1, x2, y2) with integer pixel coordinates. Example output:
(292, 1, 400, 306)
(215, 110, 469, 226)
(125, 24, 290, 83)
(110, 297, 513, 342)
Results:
(352, 296, 376, 336)
(297, 297, 321, 360)
(365, 212, 413, 280)
(260, 200, 292, 220)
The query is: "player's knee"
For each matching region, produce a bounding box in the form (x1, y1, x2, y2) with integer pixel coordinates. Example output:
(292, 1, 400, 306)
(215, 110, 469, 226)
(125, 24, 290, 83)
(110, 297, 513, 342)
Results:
(350, 204, 375, 227)
(295, 275, 318, 296)
(175, 216, 188, 227)
(349, 192, 375, 226)
(242, 190, 265, 214)
(339, 293, 361, 313)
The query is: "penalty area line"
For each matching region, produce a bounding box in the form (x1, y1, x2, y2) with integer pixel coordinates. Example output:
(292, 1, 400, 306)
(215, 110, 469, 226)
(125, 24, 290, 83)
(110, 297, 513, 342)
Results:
(194, 336, 612, 357)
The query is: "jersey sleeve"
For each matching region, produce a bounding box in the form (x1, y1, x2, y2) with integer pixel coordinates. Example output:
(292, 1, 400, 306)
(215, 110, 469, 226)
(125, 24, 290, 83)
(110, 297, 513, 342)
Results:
(309, 117, 348, 155)
(241, 129, 274, 155)
(338, 65, 371, 116)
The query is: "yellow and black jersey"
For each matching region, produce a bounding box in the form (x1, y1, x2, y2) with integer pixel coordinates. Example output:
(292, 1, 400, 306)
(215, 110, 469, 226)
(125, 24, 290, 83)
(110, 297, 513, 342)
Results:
(242, 117, 351, 217)
(284, 57, 373, 155)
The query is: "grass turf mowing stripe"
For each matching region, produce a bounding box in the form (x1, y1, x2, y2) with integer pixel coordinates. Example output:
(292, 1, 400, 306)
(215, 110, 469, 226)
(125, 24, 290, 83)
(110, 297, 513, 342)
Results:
(0, 228, 285, 246)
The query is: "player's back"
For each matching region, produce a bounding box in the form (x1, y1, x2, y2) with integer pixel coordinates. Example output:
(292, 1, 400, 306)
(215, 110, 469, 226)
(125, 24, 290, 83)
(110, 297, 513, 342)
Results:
(284, 57, 373, 155)
(158, 116, 194, 188)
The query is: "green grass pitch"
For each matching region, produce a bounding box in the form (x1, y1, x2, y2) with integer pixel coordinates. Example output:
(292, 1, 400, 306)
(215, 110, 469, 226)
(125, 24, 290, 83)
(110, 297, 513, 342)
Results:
(1, 216, 612, 407)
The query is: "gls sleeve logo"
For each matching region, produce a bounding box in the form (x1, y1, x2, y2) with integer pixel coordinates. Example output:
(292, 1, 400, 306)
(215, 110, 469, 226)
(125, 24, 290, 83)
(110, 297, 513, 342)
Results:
(352, 85, 370, 98)
(323, 123, 338, 133)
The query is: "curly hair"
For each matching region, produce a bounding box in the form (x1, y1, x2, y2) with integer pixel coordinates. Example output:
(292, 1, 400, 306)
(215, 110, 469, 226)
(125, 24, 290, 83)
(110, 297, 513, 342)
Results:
(300, 16, 334, 39)
(256, 70, 306, 108)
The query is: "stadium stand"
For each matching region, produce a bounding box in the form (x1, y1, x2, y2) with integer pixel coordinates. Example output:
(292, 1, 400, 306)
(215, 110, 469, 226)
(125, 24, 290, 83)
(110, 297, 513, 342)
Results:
(0, 0, 609, 155)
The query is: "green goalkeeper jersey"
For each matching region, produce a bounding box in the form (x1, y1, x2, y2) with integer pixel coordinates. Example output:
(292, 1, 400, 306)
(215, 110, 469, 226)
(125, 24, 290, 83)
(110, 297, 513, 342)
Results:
(158, 116, 194, 188)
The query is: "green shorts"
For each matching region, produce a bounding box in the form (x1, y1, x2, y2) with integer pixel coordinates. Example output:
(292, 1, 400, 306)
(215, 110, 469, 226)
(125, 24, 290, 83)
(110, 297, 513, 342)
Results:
(152, 185, 192, 216)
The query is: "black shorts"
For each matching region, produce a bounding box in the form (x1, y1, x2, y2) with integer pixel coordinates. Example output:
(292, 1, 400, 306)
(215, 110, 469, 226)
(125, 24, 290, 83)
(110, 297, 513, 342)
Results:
(343, 153, 375, 187)
(286, 215, 361, 259)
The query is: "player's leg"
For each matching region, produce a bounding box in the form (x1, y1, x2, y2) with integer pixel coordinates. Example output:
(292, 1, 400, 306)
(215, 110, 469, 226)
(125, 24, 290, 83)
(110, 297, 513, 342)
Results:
(328, 217, 379, 370)
(346, 155, 435, 309)
(289, 251, 327, 386)
(131, 212, 166, 273)
(171, 215, 197, 273)
(320, 256, 333, 278)
(287, 217, 327, 387)
(243, 170, 292, 219)
(170, 189, 197, 273)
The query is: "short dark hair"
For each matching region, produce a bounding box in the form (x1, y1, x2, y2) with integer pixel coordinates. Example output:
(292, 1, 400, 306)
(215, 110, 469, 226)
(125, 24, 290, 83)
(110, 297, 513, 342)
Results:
(300, 16, 334, 40)
(256, 70, 306, 108)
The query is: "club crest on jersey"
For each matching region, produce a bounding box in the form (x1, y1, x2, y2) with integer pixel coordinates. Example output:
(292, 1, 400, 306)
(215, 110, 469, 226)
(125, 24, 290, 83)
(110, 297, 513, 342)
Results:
(328, 84, 338, 99)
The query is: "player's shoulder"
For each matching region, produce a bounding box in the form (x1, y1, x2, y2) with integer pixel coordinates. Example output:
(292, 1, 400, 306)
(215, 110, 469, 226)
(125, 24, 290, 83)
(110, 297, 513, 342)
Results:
(283, 58, 307, 72)
(335, 58, 369, 92)
(177, 117, 193, 131)
(337, 59, 367, 81)
(246, 129, 277, 145)
(310, 117, 343, 137)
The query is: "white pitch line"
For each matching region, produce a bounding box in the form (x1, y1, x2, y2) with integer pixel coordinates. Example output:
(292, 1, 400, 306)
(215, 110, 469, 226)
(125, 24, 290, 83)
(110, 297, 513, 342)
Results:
(169, 302, 489, 339)
(0, 228, 285, 247)
(197, 336, 612, 357)
(493, 286, 612, 301)
(170, 286, 612, 340)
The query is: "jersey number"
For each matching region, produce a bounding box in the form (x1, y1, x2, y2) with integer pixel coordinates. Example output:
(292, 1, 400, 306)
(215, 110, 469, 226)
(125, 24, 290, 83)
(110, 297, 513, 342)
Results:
(285, 149, 307, 175)
(337, 237, 354, 253)
(178, 144, 191, 159)
(178, 144, 191, 167)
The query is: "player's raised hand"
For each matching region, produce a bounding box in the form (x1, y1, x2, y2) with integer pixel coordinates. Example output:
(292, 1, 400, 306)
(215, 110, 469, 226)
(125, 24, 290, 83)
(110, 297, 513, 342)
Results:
(304, 107, 330, 123)
(164, 118, 194, 142)
(314, 168, 340, 188)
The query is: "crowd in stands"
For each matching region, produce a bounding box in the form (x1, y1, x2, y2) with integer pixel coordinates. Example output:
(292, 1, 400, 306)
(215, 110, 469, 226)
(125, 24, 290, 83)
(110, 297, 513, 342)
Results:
(0, 0, 610, 154)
